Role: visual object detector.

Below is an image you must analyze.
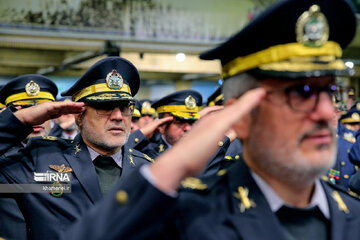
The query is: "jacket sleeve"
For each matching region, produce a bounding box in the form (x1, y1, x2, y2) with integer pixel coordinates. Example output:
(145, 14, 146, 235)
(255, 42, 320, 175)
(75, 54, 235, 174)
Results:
(0, 108, 33, 155)
(60, 168, 177, 240)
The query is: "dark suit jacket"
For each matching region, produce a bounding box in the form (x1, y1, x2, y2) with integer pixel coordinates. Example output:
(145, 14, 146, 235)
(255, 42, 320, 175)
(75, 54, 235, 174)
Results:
(0, 108, 153, 239)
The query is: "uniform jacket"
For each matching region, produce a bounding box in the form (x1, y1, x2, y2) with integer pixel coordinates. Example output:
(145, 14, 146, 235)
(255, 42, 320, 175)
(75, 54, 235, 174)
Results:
(330, 135, 357, 188)
(202, 137, 243, 177)
(173, 159, 360, 240)
(0, 145, 27, 240)
(0, 108, 153, 239)
(128, 130, 169, 159)
(56, 157, 360, 240)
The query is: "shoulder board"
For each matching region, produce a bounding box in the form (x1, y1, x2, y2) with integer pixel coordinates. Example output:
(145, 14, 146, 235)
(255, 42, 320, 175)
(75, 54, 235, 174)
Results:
(42, 136, 58, 141)
(180, 169, 228, 192)
(321, 177, 360, 200)
(28, 135, 69, 146)
(347, 189, 360, 200)
(142, 153, 154, 163)
(127, 148, 154, 163)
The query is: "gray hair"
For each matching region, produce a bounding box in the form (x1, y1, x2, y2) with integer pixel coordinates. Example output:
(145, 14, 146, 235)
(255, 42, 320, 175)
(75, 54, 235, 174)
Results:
(223, 73, 261, 102)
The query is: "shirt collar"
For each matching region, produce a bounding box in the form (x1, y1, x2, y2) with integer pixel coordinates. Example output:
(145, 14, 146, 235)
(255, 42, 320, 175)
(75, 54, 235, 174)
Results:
(87, 146, 123, 168)
(61, 131, 78, 140)
(251, 171, 330, 219)
(161, 135, 172, 148)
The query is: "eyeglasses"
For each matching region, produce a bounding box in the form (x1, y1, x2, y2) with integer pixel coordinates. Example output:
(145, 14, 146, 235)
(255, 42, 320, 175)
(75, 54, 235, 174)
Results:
(87, 101, 135, 116)
(266, 83, 338, 113)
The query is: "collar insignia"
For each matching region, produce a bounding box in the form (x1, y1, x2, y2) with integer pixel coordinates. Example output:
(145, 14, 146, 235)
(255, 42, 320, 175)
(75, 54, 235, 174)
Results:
(49, 164, 73, 173)
(106, 69, 123, 89)
(332, 190, 349, 214)
(233, 186, 256, 213)
(159, 144, 164, 152)
(74, 144, 82, 155)
(185, 95, 196, 110)
(25, 80, 40, 96)
(296, 5, 329, 47)
(129, 154, 135, 166)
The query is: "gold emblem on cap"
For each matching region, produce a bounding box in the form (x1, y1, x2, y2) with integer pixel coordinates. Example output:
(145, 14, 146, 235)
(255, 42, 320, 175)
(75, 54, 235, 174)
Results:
(142, 101, 151, 110)
(352, 112, 360, 121)
(106, 69, 123, 89)
(25, 80, 40, 96)
(185, 95, 196, 110)
(296, 5, 329, 47)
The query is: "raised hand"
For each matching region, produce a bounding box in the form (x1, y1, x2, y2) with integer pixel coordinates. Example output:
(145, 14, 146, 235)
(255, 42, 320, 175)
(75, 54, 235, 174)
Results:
(140, 116, 174, 139)
(13, 101, 85, 126)
(150, 88, 266, 192)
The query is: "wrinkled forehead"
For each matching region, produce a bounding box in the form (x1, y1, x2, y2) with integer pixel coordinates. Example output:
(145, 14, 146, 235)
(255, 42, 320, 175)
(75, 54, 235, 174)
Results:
(260, 75, 336, 88)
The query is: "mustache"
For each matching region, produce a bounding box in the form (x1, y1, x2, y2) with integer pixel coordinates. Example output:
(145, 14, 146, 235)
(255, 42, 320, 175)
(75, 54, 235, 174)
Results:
(300, 121, 334, 142)
(107, 122, 126, 130)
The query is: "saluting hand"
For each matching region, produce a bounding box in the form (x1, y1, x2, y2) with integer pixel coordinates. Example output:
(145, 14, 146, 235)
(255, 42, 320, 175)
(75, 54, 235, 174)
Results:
(140, 116, 174, 139)
(150, 88, 266, 192)
(14, 101, 85, 126)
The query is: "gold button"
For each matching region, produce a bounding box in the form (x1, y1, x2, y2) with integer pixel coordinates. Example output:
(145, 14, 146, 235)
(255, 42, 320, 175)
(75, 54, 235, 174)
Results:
(356, 165, 359, 171)
(129, 149, 133, 153)
(135, 138, 139, 143)
(344, 174, 349, 179)
(116, 190, 128, 204)
(217, 169, 226, 176)
(218, 141, 223, 147)
(235, 155, 240, 160)
(341, 161, 345, 166)
(347, 149, 351, 153)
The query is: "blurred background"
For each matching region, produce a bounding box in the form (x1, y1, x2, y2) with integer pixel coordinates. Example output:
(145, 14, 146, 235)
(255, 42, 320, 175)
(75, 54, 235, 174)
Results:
(1, 0, 360, 102)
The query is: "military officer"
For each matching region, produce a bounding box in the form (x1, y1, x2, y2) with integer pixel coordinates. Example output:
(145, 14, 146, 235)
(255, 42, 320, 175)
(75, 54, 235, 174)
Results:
(172, 0, 360, 238)
(130, 99, 142, 133)
(61, 0, 360, 239)
(328, 105, 360, 188)
(137, 99, 156, 128)
(0, 57, 153, 239)
(203, 85, 243, 177)
(128, 90, 202, 158)
(0, 74, 58, 240)
(130, 99, 156, 133)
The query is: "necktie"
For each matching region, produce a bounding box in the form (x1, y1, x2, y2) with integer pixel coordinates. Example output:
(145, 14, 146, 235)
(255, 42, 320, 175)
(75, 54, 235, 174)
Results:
(93, 155, 121, 196)
(276, 205, 329, 240)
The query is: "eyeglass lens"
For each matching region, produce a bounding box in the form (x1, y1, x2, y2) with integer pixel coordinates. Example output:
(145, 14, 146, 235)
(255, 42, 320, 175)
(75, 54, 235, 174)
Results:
(91, 102, 134, 116)
(286, 84, 337, 113)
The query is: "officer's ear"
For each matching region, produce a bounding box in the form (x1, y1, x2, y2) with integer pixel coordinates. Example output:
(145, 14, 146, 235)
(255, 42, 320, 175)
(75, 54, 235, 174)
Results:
(74, 112, 84, 129)
(158, 122, 166, 134)
(225, 98, 251, 140)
